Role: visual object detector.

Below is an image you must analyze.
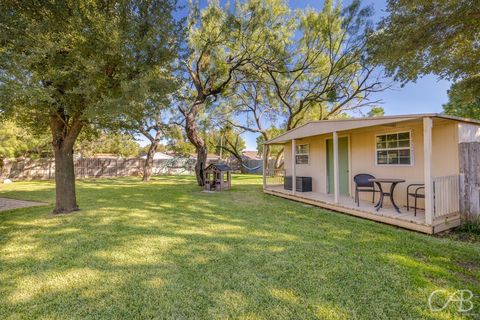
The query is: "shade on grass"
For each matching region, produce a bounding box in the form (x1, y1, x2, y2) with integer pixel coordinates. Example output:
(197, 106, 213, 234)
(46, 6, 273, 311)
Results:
(0, 175, 479, 319)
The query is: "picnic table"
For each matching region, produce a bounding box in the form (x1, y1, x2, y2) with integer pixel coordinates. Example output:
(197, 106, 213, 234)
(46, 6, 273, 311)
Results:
(369, 178, 405, 213)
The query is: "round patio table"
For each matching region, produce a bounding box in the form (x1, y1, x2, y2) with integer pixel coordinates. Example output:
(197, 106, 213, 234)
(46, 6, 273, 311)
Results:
(368, 178, 406, 213)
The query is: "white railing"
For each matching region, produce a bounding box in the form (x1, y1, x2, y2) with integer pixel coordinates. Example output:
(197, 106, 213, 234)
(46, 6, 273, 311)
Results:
(433, 175, 460, 218)
(265, 168, 285, 186)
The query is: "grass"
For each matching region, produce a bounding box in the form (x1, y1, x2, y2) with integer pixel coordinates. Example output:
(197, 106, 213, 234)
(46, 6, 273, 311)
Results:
(0, 175, 479, 319)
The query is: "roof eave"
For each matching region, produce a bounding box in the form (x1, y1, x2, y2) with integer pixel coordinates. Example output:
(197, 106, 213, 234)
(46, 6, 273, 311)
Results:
(264, 113, 480, 145)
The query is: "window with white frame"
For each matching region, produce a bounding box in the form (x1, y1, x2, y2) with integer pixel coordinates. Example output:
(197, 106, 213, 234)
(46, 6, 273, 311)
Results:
(295, 144, 309, 164)
(376, 131, 412, 165)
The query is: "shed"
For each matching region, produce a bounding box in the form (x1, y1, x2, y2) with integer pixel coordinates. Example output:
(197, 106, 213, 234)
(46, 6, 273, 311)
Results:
(204, 164, 232, 191)
(262, 113, 480, 234)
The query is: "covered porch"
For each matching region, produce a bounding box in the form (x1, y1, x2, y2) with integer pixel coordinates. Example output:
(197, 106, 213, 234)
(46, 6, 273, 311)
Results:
(263, 182, 460, 234)
(262, 115, 463, 234)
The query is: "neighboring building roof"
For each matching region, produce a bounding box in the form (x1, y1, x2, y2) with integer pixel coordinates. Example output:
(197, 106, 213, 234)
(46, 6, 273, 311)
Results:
(265, 113, 480, 144)
(206, 163, 231, 171)
(242, 150, 261, 160)
(189, 153, 221, 160)
(140, 152, 173, 160)
(207, 153, 221, 160)
(90, 153, 120, 158)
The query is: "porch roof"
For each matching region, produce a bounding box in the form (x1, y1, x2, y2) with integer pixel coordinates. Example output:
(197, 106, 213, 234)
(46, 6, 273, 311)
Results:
(264, 113, 480, 144)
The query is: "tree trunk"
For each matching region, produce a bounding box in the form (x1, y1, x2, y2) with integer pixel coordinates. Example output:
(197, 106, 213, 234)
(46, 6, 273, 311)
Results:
(52, 144, 79, 213)
(274, 148, 284, 169)
(142, 130, 162, 182)
(50, 110, 83, 214)
(0, 157, 4, 176)
(239, 161, 247, 174)
(195, 145, 207, 186)
(184, 103, 207, 186)
(232, 155, 246, 173)
(263, 145, 271, 175)
(142, 144, 156, 182)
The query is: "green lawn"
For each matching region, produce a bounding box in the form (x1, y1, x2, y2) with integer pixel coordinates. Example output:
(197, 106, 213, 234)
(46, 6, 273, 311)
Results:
(0, 175, 479, 319)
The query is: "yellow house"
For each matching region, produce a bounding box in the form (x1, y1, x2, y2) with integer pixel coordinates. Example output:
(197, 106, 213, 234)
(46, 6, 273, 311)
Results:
(262, 114, 480, 234)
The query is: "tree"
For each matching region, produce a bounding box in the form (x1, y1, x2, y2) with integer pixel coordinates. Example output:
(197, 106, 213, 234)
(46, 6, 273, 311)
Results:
(255, 127, 284, 169)
(75, 132, 141, 158)
(0, 120, 51, 160)
(205, 126, 246, 171)
(222, 79, 284, 166)
(371, 1, 480, 121)
(179, 0, 292, 186)
(0, 0, 181, 213)
(165, 126, 197, 156)
(261, 0, 382, 129)
(443, 76, 480, 120)
(367, 106, 385, 117)
(136, 107, 168, 182)
(225, 0, 381, 170)
(370, 0, 480, 83)
(122, 95, 177, 182)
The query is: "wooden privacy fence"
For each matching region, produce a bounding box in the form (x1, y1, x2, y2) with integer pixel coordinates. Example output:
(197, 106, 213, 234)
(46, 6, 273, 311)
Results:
(0, 157, 196, 180)
(0, 158, 54, 180)
(459, 142, 480, 219)
(75, 158, 144, 178)
(433, 175, 460, 218)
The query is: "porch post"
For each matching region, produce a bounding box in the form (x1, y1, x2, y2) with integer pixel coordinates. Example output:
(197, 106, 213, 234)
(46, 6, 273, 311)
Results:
(262, 143, 267, 190)
(423, 117, 434, 225)
(291, 139, 296, 195)
(333, 131, 340, 204)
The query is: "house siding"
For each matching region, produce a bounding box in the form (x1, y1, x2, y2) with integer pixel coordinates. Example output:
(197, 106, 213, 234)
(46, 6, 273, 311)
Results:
(349, 122, 424, 205)
(459, 123, 480, 143)
(284, 135, 328, 193)
(432, 121, 459, 178)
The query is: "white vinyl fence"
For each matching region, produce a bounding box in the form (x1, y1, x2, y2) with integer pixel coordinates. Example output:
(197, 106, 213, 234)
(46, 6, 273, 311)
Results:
(433, 175, 460, 218)
(265, 168, 285, 186)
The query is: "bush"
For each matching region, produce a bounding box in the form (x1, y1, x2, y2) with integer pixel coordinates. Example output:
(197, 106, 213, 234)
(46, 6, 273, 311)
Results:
(450, 218, 480, 243)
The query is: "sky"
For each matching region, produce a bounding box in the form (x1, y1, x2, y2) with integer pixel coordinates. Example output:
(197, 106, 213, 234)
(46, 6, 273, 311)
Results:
(142, 0, 452, 150)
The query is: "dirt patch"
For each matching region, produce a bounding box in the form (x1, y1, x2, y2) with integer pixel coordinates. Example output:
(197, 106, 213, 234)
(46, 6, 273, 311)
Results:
(435, 228, 480, 244)
(457, 260, 479, 273)
(0, 198, 46, 212)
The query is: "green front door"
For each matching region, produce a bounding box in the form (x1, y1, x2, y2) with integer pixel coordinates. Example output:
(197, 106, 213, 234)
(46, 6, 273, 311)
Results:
(327, 137, 349, 195)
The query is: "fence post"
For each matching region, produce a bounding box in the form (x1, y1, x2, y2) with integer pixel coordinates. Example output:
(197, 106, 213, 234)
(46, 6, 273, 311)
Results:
(262, 144, 267, 189)
(48, 158, 52, 179)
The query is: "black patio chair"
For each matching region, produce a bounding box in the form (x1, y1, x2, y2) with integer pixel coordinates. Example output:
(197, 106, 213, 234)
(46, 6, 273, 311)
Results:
(407, 184, 425, 216)
(353, 174, 379, 207)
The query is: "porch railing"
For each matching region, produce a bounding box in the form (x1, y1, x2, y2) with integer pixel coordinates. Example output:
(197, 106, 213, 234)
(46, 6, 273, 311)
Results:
(433, 175, 460, 218)
(265, 168, 285, 186)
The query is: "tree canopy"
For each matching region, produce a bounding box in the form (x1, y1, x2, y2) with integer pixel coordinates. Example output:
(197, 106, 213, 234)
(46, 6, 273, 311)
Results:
(370, 0, 479, 120)
(206, 127, 246, 157)
(0, 121, 51, 159)
(76, 132, 141, 158)
(367, 106, 385, 117)
(443, 76, 480, 120)
(370, 0, 480, 82)
(219, 0, 382, 169)
(262, 0, 381, 128)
